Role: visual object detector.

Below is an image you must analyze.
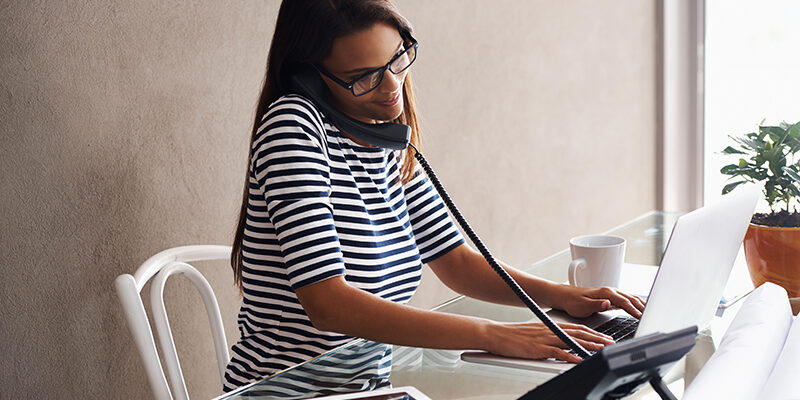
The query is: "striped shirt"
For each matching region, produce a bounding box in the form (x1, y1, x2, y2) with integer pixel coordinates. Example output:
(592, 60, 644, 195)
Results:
(223, 94, 465, 391)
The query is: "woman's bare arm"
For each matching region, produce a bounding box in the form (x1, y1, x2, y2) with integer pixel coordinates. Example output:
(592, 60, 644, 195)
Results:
(294, 275, 613, 363)
(425, 243, 563, 307)
(426, 243, 645, 318)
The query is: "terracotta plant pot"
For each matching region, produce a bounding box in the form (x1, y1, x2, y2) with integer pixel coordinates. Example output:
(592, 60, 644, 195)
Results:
(743, 223, 800, 313)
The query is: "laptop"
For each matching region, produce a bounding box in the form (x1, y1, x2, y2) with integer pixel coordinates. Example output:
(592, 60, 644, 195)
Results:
(461, 184, 760, 373)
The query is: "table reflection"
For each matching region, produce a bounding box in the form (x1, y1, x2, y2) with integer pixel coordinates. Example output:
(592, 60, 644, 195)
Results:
(227, 340, 392, 399)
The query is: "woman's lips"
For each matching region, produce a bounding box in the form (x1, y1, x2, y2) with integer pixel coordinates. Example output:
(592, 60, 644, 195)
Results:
(377, 92, 401, 106)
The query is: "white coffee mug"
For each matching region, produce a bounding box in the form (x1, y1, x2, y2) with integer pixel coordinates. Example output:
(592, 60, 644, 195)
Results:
(568, 235, 626, 288)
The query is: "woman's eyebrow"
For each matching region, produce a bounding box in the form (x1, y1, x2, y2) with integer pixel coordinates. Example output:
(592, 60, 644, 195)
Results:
(343, 40, 405, 75)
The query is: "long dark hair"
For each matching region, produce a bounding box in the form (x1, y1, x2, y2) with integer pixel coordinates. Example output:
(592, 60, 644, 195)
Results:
(231, 0, 422, 291)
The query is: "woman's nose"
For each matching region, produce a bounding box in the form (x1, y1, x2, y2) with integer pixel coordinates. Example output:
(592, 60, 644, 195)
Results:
(378, 68, 403, 93)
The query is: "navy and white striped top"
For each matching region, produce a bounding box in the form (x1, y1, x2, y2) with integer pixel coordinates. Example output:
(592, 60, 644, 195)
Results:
(223, 94, 465, 391)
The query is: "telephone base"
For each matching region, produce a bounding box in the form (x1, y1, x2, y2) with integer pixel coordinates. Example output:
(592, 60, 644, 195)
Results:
(517, 326, 696, 400)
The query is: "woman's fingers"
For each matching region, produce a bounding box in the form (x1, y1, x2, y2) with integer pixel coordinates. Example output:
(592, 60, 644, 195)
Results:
(562, 335, 606, 352)
(540, 328, 610, 362)
(623, 293, 646, 313)
(635, 295, 647, 310)
(559, 328, 615, 350)
(489, 321, 622, 363)
(596, 287, 642, 318)
(617, 291, 646, 317)
(532, 323, 616, 354)
(557, 322, 615, 343)
(544, 346, 584, 363)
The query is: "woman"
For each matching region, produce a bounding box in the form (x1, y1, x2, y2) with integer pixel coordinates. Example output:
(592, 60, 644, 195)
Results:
(224, 0, 645, 392)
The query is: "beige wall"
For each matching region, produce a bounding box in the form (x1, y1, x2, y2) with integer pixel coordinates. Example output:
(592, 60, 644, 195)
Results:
(0, 1, 657, 398)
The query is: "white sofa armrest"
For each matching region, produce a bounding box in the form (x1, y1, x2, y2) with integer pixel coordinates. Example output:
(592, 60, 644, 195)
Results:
(683, 282, 792, 400)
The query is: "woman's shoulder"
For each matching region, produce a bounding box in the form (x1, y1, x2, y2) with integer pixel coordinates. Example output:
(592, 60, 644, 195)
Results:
(262, 94, 325, 129)
(254, 94, 329, 148)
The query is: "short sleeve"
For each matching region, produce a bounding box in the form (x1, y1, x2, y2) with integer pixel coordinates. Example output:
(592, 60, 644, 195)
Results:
(251, 96, 346, 289)
(402, 161, 466, 264)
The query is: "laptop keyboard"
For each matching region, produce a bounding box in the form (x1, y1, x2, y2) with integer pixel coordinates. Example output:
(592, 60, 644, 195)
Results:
(567, 316, 639, 356)
(596, 316, 639, 342)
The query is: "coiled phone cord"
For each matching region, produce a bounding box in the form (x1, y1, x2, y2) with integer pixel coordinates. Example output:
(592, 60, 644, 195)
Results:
(410, 144, 591, 359)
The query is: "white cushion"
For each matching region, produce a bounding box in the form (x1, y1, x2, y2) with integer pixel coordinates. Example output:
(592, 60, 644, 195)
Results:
(683, 282, 792, 400)
(757, 314, 800, 399)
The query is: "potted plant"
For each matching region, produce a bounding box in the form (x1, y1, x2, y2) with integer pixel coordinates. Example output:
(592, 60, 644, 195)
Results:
(720, 120, 800, 310)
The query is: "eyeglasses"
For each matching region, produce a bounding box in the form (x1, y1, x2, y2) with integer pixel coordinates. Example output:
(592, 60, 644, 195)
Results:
(317, 37, 418, 97)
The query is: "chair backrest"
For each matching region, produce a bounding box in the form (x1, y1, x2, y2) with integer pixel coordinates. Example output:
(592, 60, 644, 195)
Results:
(114, 245, 232, 400)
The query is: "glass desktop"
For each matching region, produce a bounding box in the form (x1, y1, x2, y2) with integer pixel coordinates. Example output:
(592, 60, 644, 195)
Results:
(218, 211, 747, 400)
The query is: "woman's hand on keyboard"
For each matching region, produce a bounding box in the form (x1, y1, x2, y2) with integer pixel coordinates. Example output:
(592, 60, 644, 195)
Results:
(554, 285, 646, 319)
(484, 321, 615, 363)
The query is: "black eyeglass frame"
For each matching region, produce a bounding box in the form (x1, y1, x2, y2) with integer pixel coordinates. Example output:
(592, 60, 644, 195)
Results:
(315, 34, 418, 97)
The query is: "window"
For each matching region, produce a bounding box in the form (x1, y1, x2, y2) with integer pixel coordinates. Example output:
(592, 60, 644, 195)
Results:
(704, 0, 800, 206)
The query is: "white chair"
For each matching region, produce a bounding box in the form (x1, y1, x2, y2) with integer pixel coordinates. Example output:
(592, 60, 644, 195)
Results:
(114, 245, 232, 400)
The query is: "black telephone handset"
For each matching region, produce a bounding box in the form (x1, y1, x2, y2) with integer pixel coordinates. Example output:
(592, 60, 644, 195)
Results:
(289, 65, 410, 150)
(288, 66, 681, 399)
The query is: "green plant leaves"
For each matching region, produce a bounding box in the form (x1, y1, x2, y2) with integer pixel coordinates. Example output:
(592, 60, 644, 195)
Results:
(765, 180, 780, 205)
(762, 126, 787, 144)
(721, 164, 753, 175)
(784, 166, 800, 183)
(722, 180, 749, 194)
(721, 146, 746, 155)
(788, 122, 800, 139)
(721, 121, 800, 212)
(763, 145, 783, 164)
(770, 156, 787, 174)
(731, 135, 765, 151)
(790, 137, 800, 154)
